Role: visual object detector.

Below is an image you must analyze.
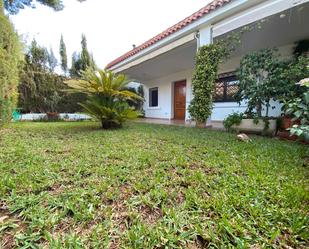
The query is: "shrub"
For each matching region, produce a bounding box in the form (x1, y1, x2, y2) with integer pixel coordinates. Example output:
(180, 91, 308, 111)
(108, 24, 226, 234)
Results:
(124, 85, 145, 116)
(46, 112, 60, 122)
(188, 22, 266, 123)
(286, 78, 309, 139)
(223, 112, 244, 130)
(236, 48, 286, 118)
(0, 5, 22, 125)
(18, 40, 86, 113)
(65, 69, 142, 129)
(280, 55, 309, 113)
(188, 44, 224, 123)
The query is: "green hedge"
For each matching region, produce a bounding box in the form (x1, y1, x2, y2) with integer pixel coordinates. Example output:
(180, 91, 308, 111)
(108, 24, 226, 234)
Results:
(188, 44, 223, 123)
(0, 4, 22, 125)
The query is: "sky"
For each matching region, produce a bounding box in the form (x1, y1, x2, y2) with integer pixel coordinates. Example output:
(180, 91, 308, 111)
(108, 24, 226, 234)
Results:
(10, 0, 213, 69)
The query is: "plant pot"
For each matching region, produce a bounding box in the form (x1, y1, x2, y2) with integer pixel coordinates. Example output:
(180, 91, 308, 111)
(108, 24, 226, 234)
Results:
(232, 118, 277, 136)
(46, 112, 60, 122)
(196, 121, 206, 128)
(281, 116, 300, 130)
(277, 130, 298, 141)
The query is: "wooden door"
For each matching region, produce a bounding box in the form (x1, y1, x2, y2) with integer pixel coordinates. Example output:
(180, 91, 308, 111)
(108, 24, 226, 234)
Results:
(174, 81, 186, 120)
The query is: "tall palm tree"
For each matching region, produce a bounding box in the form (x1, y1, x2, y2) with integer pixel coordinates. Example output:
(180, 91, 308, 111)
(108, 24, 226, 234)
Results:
(65, 69, 142, 129)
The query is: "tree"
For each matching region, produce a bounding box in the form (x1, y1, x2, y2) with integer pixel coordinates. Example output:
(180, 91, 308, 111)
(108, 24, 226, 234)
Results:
(47, 47, 57, 72)
(236, 49, 286, 117)
(28, 39, 48, 69)
(80, 34, 91, 70)
(18, 40, 58, 112)
(0, 1, 22, 124)
(59, 34, 68, 74)
(4, 0, 86, 14)
(65, 69, 141, 129)
(1, 0, 86, 124)
(18, 40, 83, 113)
(124, 85, 144, 114)
(70, 52, 79, 77)
(70, 34, 96, 78)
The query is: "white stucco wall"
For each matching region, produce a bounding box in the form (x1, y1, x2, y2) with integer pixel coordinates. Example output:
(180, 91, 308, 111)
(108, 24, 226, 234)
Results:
(218, 44, 294, 73)
(211, 100, 283, 121)
(142, 43, 293, 121)
(210, 43, 293, 121)
(199, 25, 213, 46)
(143, 69, 193, 120)
(19, 113, 91, 121)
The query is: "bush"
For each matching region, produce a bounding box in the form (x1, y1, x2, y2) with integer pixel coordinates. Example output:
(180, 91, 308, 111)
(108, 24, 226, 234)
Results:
(124, 85, 145, 116)
(236, 49, 286, 117)
(65, 69, 142, 129)
(223, 112, 244, 130)
(46, 112, 60, 122)
(18, 40, 86, 113)
(0, 5, 22, 125)
(188, 44, 224, 123)
(286, 78, 309, 140)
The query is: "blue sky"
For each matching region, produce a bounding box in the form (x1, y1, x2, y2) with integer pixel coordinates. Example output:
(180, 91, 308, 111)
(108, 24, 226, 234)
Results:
(10, 0, 212, 68)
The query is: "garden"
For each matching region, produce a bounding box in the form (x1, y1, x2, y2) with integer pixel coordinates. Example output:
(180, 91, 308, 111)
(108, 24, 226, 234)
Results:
(0, 121, 308, 248)
(1, 1, 309, 248)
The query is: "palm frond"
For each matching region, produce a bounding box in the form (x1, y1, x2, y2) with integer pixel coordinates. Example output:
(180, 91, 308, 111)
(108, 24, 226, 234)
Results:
(64, 68, 142, 128)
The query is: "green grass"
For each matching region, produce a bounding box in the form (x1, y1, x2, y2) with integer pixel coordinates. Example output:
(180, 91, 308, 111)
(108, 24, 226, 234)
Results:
(0, 121, 308, 248)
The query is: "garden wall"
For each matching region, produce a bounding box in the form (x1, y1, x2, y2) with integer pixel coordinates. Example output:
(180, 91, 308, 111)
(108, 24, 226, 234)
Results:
(19, 113, 91, 121)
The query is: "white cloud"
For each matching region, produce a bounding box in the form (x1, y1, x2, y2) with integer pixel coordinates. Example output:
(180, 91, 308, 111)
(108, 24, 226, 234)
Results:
(11, 0, 212, 68)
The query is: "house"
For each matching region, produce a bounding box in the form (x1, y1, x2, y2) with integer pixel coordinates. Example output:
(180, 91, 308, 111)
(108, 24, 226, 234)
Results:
(106, 0, 309, 125)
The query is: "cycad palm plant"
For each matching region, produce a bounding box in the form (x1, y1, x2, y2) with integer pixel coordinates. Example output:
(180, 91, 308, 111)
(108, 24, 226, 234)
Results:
(65, 69, 142, 129)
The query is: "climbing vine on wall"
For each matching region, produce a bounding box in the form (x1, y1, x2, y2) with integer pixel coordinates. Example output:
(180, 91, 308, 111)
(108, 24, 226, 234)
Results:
(188, 44, 225, 123)
(188, 22, 263, 123)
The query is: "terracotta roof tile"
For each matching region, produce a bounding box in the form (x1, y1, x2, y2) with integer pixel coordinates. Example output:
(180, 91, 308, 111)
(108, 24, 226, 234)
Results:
(106, 0, 233, 69)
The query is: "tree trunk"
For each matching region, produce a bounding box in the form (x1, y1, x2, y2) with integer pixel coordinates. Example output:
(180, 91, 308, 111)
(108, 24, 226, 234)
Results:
(101, 120, 113, 129)
(265, 100, 270, 117)
(256, 100, 262, 118)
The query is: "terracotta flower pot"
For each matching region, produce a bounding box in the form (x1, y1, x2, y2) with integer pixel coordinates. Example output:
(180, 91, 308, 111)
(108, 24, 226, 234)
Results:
(196, 121, 205, 128)
(277, 130, 298, 141)
(281, 116, 300, 130)
(46, 112, 60, 121)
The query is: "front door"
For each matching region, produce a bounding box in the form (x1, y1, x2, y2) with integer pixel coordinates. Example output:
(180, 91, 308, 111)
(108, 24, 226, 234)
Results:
(174, 80, 186, 120)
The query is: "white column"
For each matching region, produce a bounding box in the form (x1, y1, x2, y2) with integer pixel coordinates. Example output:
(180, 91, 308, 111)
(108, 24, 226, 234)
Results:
(199, 25, 213, 46)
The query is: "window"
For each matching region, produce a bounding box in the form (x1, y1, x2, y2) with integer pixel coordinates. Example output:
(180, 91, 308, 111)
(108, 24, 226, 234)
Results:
(213, 73, 239, 102)
(149, 87, 158, 107)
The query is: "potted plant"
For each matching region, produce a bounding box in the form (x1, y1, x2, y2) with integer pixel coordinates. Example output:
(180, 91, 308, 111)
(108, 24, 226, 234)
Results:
(224, 112, 277, 135)
(223, 112, 243, 131)
(280, 101, 300, 130)
(46, 112, 60, 121)
(285, 78, 309, 141)
(278, 55, 309, 131)
(233, 49, 286, 135)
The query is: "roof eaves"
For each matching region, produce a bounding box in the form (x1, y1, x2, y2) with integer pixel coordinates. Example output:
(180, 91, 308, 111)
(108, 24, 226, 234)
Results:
(105, 0, 233, 69)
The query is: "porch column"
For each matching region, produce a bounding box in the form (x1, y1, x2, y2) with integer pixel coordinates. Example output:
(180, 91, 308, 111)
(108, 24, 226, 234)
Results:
(199, 26, 213, 47)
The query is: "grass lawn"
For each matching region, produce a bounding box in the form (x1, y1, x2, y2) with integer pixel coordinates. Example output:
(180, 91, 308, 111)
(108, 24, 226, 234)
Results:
(0, 122, 308, 248)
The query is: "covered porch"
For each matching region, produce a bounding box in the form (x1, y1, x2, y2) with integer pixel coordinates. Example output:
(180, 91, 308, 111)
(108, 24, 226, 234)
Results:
(110, 0, 309, 124)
